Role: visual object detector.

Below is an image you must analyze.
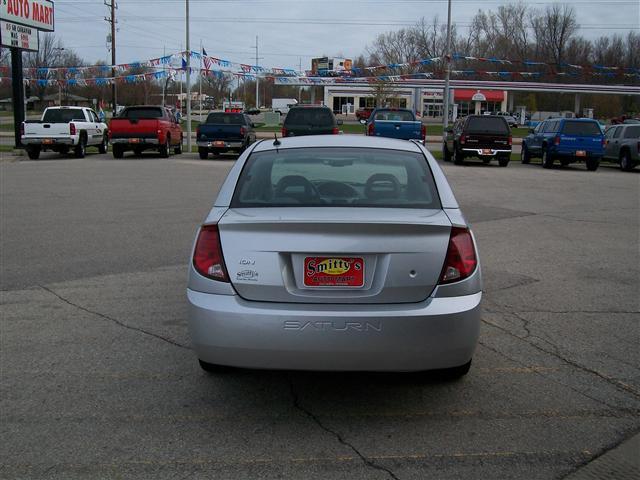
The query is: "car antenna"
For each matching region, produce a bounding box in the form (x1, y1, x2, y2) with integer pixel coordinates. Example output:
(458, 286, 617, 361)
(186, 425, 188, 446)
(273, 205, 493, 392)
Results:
(273, 133, 281, 149)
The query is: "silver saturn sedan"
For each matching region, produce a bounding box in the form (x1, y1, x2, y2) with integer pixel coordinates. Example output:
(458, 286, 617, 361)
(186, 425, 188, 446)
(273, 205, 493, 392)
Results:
(187, 135, 481, 377)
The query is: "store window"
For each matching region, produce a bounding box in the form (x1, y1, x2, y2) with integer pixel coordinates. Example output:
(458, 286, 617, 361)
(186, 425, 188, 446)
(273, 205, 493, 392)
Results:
(423, 99, 443, 118)
(358, 97, 377, 109)
(457, 101, 473, 117)
(332, 96, 355, 113)
(480, 102, 501, 114)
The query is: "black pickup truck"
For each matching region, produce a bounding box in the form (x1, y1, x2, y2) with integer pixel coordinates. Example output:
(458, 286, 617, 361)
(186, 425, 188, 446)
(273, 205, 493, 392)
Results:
(443, 115, 512, 167)
(196, 112, 257, 159)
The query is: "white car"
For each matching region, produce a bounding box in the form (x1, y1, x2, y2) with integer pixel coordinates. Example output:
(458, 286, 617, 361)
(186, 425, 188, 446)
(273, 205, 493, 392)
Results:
(22, 106, 108, 160)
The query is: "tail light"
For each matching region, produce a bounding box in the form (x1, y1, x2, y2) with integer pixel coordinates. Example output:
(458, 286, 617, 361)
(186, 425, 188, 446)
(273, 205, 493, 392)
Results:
(69, 123, 76, 135)
(421, 124, 427, 140)
(439, 227, 477, 284)
(240, 127, 246, 136)
(459, 134, 466, 144)
(601, 137, 606, 147)
(368, 123, 375, 136)
(508, 135, 513, 146)
(196, 127, 200, 138)
(20, 122, 25, 136)
(332, 127, 339, 135)
(554, 135, 561, 146)
(281, 127, 288, 137)
(193, 224, 229, 282)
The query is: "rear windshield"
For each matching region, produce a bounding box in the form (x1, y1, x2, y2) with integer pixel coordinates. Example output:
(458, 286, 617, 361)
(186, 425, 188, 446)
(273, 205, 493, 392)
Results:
(466, 117, 510, 135)
(373, 110, 415, 122)
(624, 126, 640, 138)
(231, 147, 440, 209)
(43, 109, 86, 123)
(206, 113, 245, 124)
(561, 121, 602, 136)
(122, 107, 164, 119)
(284, 109, 334, 126)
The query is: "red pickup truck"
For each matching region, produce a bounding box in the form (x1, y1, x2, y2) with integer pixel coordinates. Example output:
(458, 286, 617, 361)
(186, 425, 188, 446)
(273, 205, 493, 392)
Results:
(109, 106, 183, 158)
(356, 107, 374, 123)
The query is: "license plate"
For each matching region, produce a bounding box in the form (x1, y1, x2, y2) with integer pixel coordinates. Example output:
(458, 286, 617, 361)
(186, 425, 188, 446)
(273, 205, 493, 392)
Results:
(214, 141, 225, 147)
(130, 138, 140, 144)
(304, 257, 364, 287)
(42, 139, 54, 145)
(482, 149, 492, 155)
(576, 150, 586, 157)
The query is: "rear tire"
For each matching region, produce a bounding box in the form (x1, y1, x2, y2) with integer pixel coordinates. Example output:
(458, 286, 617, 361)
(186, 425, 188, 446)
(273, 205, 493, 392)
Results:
(159, 137, 170, 158)
(98, 135, 108, 154)
(442, 143, 451, 162)
(542, 148, 554, 169)
(74, 136, 86, 158)
(453, 147, 464, 165)
(198, 147, 208, 160)
(498, 156, 510, 167)
(174, 136, 183, 155)
(620, 150, 635, 171)
(113, 145, 124, 159)
(585, 158, 599, 171)
(26, 146, 41, 160)
(521, 145, 531, 164)
(199, 359, 234, 374)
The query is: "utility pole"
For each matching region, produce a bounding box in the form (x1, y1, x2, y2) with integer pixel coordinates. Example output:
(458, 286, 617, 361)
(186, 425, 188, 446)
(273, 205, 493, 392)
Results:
(298, 57, 302, 103)
(252, 36, 260, 108)
(442, 0, 453, 133)
(185, 0, 192, 153)
(104, 0, 117, 116)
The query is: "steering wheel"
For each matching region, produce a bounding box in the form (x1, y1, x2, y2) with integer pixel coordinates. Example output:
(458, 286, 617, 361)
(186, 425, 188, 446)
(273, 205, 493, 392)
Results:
(274, 175, 320, 202)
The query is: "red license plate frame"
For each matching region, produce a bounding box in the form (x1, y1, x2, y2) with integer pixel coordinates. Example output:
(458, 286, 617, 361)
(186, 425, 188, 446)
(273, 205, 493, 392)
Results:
(214, 141, 225, 147)
(481, 149, 492, 155)
(576, 150, 586, 157)
(130, 138, 140, 144)
(42, 138, 54, 145)
(304, 257, 365, 288)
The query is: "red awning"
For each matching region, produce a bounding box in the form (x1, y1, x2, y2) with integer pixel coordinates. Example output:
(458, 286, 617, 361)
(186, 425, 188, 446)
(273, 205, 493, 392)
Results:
(454, 89, 504, 102)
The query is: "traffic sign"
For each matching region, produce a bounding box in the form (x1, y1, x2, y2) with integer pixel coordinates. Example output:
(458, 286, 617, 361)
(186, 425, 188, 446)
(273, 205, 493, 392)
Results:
(0, 20, 38, 51)
(0, 0, 54, 32)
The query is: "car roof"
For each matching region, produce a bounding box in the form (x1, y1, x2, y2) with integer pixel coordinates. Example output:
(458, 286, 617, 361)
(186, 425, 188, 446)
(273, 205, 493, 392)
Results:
(251, 134, 423, 153)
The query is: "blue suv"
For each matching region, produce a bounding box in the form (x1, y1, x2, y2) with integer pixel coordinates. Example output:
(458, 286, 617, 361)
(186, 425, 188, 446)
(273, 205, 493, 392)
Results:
(521, 118, 605, 171)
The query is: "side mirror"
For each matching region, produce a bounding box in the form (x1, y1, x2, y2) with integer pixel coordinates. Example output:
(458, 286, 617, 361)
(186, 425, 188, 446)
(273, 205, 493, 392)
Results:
(337, 120, 343, 126)
(359, 119, 366, 125)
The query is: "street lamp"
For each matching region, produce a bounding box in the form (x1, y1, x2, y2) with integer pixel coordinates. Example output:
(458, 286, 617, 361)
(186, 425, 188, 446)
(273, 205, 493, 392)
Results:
(185, 0, 192, 153)
(53, 47, 65, 106)
(442, 0, 453, 133)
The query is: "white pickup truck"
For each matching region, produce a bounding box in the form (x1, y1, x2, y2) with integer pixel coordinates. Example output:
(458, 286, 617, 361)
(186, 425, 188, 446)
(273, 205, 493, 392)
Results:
(22, 106, 108, 159)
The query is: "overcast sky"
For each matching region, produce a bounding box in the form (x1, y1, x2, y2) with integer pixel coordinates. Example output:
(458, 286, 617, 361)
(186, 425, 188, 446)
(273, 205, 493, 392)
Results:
(53, 0, 639, 70)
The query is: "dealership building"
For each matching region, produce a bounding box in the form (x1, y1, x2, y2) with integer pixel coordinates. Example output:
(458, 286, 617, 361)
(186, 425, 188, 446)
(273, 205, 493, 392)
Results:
(325, 85, 509, 117)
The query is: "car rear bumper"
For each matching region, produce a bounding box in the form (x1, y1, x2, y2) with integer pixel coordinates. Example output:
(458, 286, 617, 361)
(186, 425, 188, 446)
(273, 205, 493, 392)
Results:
(551, 147, 603, 159)
(187, 289, 481, 372)
(110, 138, 159, 146)
(462, 148, 511, 156)
(197, 141, 244, 149)
(22, 137, 74, 146)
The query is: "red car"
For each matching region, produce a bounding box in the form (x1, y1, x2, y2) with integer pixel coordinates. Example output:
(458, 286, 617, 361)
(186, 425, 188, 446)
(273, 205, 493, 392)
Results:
(356, 107, 374, 122)
(109, 106, 183, 158)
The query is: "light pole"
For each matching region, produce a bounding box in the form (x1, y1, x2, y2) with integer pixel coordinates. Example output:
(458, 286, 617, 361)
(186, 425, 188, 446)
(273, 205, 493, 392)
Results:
(185, 0, 192, 153)
(52, 47, 65, 106)
(442, 0, 453, 133)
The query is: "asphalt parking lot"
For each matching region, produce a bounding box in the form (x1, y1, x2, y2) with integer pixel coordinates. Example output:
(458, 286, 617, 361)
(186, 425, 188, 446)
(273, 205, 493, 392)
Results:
(1, 151, 638, 479)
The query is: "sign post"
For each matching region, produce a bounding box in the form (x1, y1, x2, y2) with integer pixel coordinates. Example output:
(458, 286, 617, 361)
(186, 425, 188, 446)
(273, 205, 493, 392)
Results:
(1, 0, 55, 148)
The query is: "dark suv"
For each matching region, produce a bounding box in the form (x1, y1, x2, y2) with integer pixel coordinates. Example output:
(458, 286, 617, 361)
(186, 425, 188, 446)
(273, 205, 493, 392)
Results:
(443, 115, 512, 167)
(281, 106, 341, 137)
(603, 124, 640, 171)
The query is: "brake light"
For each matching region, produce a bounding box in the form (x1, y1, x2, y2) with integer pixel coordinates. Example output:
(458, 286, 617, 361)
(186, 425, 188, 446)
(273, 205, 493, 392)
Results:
(240, 127, 246, 136)
(601, 137, 606, 147)
(193, 224, 229, 282)
(368, 122, 375, 136)
(554, 135, 561, 146)
(332, 127, 339, 135)
(508, 135, 513, 146)
(281, 127, 288, 137)
(69, 123, 76, 135)
(439, 227, 477, 284)
(196, 127, 200, 138)
(20, 122, 24, 136)
(460, 134, 466, 144)
(421, 124, 427, 140)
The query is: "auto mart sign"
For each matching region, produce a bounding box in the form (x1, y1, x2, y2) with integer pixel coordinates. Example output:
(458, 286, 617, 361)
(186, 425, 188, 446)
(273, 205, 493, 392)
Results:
(0, 0, 54, 32)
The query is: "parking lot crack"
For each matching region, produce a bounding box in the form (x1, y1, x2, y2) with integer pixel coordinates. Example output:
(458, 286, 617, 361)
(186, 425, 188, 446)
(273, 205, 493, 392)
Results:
(288, 377, 400, 480)
(39, 285, 191, 350)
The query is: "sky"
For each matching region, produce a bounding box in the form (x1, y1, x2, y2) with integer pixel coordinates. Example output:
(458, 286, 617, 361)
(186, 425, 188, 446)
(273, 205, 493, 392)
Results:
(52, 0, 640, 70)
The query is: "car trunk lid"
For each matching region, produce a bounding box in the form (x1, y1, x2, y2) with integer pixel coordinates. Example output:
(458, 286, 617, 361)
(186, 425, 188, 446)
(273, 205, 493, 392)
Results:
(218, 207, 452, 304)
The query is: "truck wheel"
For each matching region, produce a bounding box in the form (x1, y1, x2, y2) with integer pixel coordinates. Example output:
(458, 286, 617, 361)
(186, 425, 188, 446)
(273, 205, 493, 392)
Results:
(74, 135, 87, 158)
(174, 137, 183, 155)
(26, 146, 41, 160)
(620, 150, 635, 171)
(98, 135, 108, 154)
(453, 147, 464, 165)
(498, 156, 510, 167)
(585, 158, 599, 171)
(442, 143, 451, 162)
(541, 148, 554, 169)
(113, 145, 124, 159)
(198, 147, 208, 160)
(521, 145, 531, 164)
(159, 138, 170, 158)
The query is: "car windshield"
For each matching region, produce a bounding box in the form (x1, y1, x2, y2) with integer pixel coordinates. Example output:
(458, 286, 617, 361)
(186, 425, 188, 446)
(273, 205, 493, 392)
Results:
(206, 113, 245, 124)
(231, 147, 440, 209)
(284, 109, 334, 126)
(42, 109, 86, 123)
(466, 117, 510, 135)
(624, 126, 640, 138)
(373, 110, 415, 122)
(122, 107, 164, 119)
(561, 121, 602, 136)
